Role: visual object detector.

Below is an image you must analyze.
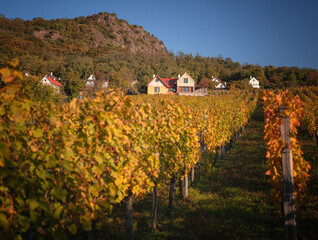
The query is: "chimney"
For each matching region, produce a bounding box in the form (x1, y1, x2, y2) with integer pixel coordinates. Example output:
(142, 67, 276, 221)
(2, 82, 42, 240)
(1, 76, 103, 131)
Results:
(51, 72, 53, 76)
(153, 74, 155, 78)
(178, 74, 181, 79)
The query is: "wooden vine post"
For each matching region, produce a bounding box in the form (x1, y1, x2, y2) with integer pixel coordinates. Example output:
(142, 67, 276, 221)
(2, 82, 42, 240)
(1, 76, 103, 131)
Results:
(279, 106, 297, 240)
(191, 166, 195, 184)
(184, 173, 189, 197)
(152, 182, 158, 229)
(125, 191, 134, 240)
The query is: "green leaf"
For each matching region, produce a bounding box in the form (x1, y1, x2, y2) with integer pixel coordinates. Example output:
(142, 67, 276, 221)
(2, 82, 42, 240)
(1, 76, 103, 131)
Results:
(14, 235, 23, 240)
(28, 199, 40, 210)
(33, 128, 43, 138)
(0, 213, 9, 230)
(92, 165, 102, 176)
(81, 217, 92, 231)
(50, 187, 67, 202)
(0, 106, 5, 116)
(68, 224, 77, 234)
(65, 148, 73, 161)
(13, 141, 22, 151)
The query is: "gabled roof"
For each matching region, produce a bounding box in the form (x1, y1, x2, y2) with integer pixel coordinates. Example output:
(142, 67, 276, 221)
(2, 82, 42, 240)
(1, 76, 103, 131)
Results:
(249, 76, 259, 83)
(23, 70, 31, 76)
(146, 75, 178, 88)
(43, 74, 63, 87)
(214, 78, 229, 90)
(160, 77, 178, 88)
(212, 76, 222, 83)
(87, 74, 96, 81)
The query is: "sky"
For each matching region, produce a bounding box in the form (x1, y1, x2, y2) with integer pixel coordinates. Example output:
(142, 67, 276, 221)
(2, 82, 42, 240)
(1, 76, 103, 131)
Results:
(1, 0, 318, 69)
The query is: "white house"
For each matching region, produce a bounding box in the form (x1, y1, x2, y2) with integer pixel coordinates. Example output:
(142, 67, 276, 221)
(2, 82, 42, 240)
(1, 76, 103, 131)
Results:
(41, 73, 63, 92)
(212, 76, 229, 90)
(214, 82, 229, 90)
(102, 80, 109, 88)
(86, 74, 96, 87)
(23, 70, 31, 77)
(249, 76, 260, 89)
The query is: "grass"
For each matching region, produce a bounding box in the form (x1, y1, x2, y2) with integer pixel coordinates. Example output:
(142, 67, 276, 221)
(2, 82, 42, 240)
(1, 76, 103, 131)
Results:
(86, 104, 317, 239)
(296, 131, 318, 240)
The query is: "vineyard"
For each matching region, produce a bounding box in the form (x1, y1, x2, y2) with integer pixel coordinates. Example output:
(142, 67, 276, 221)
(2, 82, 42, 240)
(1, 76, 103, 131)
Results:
(0, 62, 317, 240)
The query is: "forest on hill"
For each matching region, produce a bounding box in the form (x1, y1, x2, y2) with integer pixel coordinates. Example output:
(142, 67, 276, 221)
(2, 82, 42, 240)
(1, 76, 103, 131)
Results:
(0, 12, 317, 94)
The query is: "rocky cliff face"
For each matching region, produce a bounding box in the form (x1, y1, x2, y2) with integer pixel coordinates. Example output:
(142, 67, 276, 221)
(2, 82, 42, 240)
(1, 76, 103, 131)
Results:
(0, 12, 168, 59)
(88, 12, 167, 54)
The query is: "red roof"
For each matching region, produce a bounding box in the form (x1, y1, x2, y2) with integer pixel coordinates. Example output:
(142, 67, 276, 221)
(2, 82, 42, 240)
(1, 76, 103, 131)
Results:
(23, 70, 31, 76)
(212, 76, 222, 82)
(146, 75, 178, 88)
(87, 74, 96, 81)
(44, 74, 63, 87)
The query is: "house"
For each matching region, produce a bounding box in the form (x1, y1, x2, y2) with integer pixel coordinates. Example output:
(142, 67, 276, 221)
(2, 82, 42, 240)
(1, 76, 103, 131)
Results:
(214, 82, 229, 90)
(212, 76, 221, 83)
(23, 70, 31, 77)
(102, 80, 109, 88)
(41, 72, 63, 92)
(213, 77, 229, 90)
(127, 80, 139, 95)
(249, 76, 260, 89)
(86, 74, 96, 87)
(146, 72, 195, 94)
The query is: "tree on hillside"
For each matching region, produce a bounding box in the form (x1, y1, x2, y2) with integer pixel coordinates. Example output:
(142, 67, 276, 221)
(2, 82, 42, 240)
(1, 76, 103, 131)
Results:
(307, 72, 318, 86)
(197, 77, 216, 90)
(110, 67, 134, 92)
(64, 79, 85, 100)
(230, 78, 253, 90)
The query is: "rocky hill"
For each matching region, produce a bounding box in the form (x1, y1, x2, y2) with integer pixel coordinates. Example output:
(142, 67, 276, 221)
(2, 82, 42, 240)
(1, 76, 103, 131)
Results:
(0, 12, 168, 64)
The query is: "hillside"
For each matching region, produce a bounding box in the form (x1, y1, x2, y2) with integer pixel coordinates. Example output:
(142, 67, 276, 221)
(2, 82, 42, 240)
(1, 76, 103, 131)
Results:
(0, 12, 317, 95)
(0, 12, 167, 62)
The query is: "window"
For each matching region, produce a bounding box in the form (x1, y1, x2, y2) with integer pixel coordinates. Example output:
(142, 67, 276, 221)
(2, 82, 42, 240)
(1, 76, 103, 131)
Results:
(186, 87, 189, 92)
(154, 87, 160, 93)
(184, 78, 188, 83)
(182, 87, 186, 92)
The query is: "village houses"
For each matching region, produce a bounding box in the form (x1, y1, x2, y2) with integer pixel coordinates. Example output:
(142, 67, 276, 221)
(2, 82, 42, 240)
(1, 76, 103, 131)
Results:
(86, 74, 109, 88)
(146, 72, 196, 94)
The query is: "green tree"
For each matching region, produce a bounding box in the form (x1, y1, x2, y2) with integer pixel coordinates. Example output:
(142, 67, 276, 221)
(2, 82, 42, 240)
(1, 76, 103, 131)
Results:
(110, 67, 134, 92)
(64, 79, 85, 99)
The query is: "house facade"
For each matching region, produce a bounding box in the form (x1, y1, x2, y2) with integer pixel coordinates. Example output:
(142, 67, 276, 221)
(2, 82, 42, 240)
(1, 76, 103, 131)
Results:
(249, 76, 260, 89)
(176, 72, 196, 93)
(214, 82, 229, 90)
(146, 72, 195, 94)
(41, 73, 63, 92)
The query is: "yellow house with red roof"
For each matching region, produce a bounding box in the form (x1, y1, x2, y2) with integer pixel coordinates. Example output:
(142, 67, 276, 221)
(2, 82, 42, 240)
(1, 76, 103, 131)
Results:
(146, 72, 195, 94)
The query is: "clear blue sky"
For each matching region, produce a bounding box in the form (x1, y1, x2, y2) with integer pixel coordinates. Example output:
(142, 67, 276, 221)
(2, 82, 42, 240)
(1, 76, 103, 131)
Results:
(1, 0, 318, 69)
